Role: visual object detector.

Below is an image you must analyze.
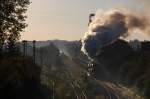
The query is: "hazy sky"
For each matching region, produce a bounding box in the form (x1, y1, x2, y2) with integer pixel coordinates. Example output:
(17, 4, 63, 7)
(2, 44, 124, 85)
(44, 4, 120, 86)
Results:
(21, 0, 150, 41)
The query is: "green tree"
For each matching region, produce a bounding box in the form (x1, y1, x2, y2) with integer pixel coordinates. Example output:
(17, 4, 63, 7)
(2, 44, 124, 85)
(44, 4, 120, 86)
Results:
(0, 0, 30, 53)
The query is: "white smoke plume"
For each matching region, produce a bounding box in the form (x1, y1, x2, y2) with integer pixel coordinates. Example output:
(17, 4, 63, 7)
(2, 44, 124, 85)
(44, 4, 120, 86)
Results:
(81, 9, 150, 58)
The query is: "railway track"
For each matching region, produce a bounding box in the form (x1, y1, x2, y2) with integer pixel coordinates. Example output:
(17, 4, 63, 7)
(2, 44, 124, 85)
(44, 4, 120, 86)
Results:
(95, 79, 120, 99)
(64, 70, 121, 99)
(64, 71, 88, 99)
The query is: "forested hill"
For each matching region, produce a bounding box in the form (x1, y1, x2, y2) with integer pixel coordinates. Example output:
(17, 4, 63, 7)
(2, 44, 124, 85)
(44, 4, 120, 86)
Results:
(92, 39, 150, 98)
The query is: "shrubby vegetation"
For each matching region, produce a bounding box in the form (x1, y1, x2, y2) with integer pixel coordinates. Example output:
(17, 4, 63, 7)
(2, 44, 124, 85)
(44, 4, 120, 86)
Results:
(91, 39, 150, 98)
(0, 1, 53, 98)
(0, 55, 42, 99)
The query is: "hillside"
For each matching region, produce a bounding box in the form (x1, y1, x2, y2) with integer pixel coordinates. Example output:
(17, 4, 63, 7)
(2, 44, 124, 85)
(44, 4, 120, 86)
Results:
(91, 39, 150, 98)
(18, 39, 150, 99)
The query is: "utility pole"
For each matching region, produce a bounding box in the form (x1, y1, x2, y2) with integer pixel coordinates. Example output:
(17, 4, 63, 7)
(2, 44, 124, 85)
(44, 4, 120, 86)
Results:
(52, 81, 55, 99)
(40, 49, 44, 66)
(22, 40, 27, 66)
(22, 40, 27, 57)
(33, 40, 36, 65)
(22, 40, 25, 57)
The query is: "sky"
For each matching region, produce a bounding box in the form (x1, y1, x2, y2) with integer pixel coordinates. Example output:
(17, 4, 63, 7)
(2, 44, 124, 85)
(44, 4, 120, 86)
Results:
(21, 0, 150, 41)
